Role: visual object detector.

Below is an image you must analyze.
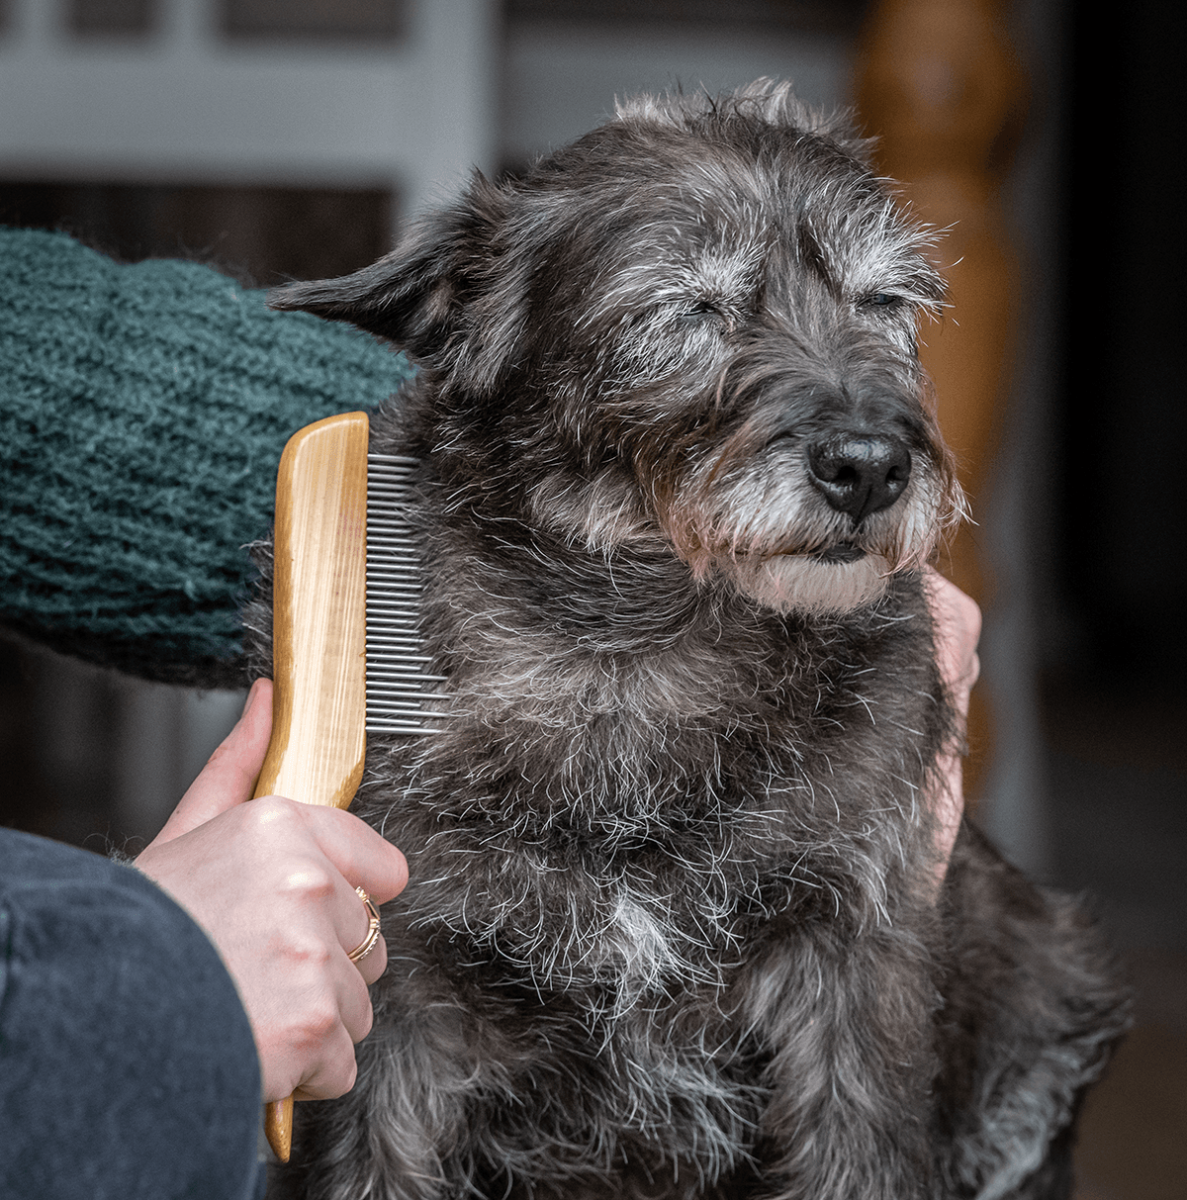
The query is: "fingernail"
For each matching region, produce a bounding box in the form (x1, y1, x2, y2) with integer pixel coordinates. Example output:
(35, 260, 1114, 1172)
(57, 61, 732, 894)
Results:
(241, 677, 267, 719)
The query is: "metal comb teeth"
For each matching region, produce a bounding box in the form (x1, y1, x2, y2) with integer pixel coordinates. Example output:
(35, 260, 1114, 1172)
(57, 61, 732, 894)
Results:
(365, 452, 447, 734)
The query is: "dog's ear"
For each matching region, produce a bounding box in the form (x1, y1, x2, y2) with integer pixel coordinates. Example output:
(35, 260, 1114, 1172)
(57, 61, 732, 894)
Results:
(269, 174, 522, 388)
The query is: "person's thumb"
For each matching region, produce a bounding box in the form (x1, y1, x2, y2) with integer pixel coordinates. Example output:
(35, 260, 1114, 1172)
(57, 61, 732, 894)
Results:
(148, 678, 275, 846)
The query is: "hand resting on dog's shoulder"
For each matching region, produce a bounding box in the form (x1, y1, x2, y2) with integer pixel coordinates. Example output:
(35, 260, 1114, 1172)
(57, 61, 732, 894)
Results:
(134, 678, 408, 1104)
(923, 568, 982, 890)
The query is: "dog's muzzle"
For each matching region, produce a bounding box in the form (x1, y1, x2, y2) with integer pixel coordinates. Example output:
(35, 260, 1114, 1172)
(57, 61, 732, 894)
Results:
(806, 433, 911, 525)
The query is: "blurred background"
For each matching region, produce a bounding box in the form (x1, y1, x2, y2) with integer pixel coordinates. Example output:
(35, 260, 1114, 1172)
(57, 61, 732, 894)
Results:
(1, 1, 1183, 1195)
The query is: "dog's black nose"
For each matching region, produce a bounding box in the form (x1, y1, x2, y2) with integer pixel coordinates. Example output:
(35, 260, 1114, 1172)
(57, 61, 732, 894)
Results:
(807, 434, 911, 524)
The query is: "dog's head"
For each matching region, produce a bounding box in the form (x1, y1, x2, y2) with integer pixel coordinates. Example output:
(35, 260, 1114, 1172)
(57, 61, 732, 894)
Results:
(272, 80, 963, 615)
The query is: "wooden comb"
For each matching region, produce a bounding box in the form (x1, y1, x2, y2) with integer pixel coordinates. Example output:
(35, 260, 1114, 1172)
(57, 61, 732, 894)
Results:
(256, 411, 368, 1161)
(256, 409, 446, 1161)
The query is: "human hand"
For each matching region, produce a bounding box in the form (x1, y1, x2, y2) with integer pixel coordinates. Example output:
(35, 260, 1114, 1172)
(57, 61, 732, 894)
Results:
(922, 568, 982, 889)
(135, 679, 408, 1103)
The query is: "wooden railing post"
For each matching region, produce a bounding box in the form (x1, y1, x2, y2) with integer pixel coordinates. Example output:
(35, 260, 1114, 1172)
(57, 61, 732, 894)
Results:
(854, 0, 1026, 799)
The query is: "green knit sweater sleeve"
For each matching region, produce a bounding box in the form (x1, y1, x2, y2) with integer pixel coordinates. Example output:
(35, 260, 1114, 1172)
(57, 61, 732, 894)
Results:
(0, 227, 414, 685)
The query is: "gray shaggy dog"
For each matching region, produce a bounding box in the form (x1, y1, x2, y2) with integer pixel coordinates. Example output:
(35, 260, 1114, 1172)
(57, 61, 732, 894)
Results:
(254, 81, 1128, 1200)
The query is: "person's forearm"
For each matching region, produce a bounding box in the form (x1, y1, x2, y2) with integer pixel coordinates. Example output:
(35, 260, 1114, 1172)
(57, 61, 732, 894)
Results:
(0, 227, 413, 685)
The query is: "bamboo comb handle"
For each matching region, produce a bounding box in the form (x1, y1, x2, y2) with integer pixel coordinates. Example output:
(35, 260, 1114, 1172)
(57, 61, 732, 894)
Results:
(256, 412, 369, 1162)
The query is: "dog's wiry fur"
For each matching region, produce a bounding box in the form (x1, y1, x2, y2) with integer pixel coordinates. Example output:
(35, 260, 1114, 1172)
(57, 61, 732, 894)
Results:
(251, 82, 1128, 1199)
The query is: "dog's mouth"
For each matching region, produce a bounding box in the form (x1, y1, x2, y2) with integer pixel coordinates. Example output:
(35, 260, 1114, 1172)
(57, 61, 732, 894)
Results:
(810, 542, 866, 565)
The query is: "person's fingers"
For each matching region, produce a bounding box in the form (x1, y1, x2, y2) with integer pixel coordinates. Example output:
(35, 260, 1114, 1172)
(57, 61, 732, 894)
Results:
(237, 843, 379, 1101)
(305, 818, 396, 987)
(919, 570, 980, 894)
(135, 778, 404, 1104)
(337, 959, 377, 1046)
(924, 569, 982, 698)
(258, 972, 365, 1102)
(293, 803, 409, 907)
(355, 937, 388, 987)
(281, 848, 392, 990)
(150, 678, 274, 846)
(931, 748, 964, 886)
(243, 798, 396, 993)
(281, 958, 374, 1100)
(289, 1019, 360, 1101)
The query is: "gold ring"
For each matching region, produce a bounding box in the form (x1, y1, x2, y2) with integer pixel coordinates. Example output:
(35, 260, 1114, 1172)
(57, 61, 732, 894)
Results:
(348, 887, 382, 964)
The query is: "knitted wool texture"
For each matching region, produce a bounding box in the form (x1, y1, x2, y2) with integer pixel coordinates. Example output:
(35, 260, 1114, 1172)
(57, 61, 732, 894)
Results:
(0, 228, 413, 685)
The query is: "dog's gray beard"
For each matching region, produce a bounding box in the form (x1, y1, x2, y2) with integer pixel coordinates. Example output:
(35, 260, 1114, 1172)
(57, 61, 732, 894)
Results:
(526, 388, 963, 616)
(526, 458, 961, 616)
(678, 460, 961, 615)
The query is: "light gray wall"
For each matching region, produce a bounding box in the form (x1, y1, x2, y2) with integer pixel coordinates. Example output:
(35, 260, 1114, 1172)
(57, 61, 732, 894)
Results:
(0, 0, 500, 221)
(501, 18, 851, 165)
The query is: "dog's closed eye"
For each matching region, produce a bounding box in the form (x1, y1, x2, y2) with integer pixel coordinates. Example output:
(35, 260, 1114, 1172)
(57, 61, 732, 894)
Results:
(679, 298, 727, 323)
(858, 292, 904, 310)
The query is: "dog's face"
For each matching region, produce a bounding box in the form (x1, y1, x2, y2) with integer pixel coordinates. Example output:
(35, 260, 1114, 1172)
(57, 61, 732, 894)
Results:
(273, 81, 963, 615)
